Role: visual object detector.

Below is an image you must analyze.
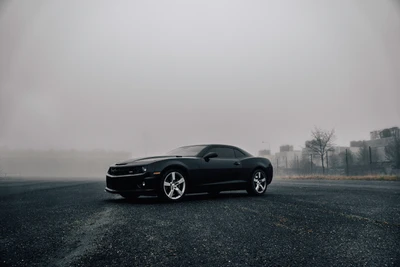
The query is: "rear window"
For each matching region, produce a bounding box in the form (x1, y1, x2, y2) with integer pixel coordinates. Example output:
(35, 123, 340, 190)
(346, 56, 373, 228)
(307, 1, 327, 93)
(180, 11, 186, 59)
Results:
(234, 149, 246, 158)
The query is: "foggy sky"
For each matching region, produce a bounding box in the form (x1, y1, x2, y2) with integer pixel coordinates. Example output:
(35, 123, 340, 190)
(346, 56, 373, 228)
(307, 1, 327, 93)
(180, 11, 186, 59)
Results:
(0, 0, 399, 157)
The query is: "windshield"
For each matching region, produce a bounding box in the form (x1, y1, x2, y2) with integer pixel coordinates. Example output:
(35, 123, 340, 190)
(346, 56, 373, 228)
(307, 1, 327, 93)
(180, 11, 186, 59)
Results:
(165, 145, 206, 157)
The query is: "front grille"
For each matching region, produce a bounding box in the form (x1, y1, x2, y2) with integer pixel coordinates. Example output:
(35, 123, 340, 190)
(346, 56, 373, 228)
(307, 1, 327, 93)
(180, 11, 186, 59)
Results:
(106, 176, 140, 190)
(108, 166, 143, 176)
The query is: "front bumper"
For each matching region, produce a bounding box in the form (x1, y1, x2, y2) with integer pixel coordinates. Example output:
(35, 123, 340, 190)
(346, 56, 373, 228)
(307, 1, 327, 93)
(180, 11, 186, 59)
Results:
(105, 172, 161, 195)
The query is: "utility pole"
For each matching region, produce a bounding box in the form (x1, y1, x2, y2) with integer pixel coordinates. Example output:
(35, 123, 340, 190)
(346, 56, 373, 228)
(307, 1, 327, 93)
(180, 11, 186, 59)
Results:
(326, 151, 329, 175)
(346, 149, 349, 175)
(369, 146, 372, 175)
(310, 154, 313, 174)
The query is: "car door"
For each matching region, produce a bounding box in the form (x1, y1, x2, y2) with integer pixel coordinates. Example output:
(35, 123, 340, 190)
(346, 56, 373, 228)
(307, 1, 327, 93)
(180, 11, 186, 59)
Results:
(233, 148, 248, 183)
(200, 146, 241, 186)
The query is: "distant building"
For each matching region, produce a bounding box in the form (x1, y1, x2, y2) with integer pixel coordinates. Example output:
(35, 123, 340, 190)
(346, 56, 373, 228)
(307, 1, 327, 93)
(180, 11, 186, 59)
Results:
(370, 130, 381, 140)
(349, 147, 361, 155)
(300, 145, 360, 167)
(364, 138, 393, 162)
(331, 146, 360, 155)
(350, 139, 393, 162)
(301, 147, 322, 166)
(280, 145, 293, 152)
(370, 127, 400, 140)
(387, 127, 400, 138)
(262, 126, 399, 169)
(362, 126, 399, 162)
(272, 144, 302, 168)
(350, 140, 364, 147)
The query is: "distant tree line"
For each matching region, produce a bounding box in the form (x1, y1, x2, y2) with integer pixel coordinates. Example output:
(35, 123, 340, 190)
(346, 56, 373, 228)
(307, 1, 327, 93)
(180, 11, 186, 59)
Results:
(277, 126, 400, 176)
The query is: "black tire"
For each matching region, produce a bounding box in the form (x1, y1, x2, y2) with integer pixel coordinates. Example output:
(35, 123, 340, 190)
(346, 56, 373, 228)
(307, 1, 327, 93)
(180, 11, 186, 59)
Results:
(158, 169, 187, 202)
(246, 169, 268, 196)
(120, 193, 140, 200)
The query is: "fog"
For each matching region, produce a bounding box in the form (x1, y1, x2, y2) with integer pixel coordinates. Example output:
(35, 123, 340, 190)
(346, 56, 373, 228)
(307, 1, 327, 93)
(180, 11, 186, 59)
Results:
(1, 0, 399, 158)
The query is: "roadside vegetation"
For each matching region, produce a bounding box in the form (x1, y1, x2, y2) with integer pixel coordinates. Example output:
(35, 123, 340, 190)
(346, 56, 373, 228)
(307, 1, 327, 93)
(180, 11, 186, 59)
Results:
(273, 126, 400, 177)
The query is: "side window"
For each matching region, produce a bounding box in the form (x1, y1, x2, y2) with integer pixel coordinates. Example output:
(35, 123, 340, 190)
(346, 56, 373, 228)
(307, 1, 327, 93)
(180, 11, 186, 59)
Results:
(234, 149, 246, 158)
(213, 147, 235, 159)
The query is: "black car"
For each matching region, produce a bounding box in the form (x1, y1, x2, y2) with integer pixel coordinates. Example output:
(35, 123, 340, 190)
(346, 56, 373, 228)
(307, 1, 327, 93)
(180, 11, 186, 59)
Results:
(105, 144, 273, 201)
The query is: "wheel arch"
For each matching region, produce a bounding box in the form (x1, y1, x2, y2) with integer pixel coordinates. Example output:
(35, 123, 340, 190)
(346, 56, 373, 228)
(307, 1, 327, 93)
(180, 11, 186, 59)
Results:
(249, 160, 273, 182)
(160, 164, 190, 181)
(250, 165, 268, 176)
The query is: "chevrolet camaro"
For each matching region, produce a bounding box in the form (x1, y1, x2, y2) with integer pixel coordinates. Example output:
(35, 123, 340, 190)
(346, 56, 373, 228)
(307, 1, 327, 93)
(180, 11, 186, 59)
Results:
(105, 144, 273, 201)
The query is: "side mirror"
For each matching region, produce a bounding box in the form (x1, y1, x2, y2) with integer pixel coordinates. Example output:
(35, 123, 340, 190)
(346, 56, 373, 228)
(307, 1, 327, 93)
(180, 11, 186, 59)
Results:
(204, 152, 218, 162)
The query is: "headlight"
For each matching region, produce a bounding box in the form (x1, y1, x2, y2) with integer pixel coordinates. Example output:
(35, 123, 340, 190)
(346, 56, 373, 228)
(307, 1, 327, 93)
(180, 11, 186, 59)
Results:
(142, 166, 147, 172)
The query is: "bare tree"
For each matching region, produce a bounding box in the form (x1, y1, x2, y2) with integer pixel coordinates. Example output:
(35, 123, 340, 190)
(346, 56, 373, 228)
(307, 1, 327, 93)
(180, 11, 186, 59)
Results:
(305, 127, 336, 174)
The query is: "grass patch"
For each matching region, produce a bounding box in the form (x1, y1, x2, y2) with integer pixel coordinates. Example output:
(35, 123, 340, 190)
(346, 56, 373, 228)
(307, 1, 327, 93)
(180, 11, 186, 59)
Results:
(278, 175, 400, 181)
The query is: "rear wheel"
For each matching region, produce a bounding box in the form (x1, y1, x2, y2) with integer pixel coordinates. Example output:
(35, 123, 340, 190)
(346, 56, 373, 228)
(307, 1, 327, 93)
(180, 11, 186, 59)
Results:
(158, 170, 187, 201)
(246, 169, 267, 196)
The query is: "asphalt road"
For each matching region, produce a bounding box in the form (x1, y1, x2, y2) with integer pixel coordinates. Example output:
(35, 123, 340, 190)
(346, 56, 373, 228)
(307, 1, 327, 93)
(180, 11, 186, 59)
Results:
(1, 177, 399, 267)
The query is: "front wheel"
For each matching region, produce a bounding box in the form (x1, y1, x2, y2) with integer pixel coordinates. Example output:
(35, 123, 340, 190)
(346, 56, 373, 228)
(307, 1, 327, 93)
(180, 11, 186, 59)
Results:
(246, 169, 267, 196)
(158, 170, 187, 201)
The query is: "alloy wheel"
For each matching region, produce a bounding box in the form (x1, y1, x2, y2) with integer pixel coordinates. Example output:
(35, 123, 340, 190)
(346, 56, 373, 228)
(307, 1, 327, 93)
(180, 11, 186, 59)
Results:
(253, 171, 267, 193)
(163, 171, 186, 200)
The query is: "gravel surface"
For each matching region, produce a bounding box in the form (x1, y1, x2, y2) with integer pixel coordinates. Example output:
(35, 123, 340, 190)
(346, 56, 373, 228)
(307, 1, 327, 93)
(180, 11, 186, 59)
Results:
(1, 178, 399, 266)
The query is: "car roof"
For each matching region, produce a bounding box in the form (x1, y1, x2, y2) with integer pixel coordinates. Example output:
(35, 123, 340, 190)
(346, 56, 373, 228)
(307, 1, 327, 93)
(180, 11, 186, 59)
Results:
(182, 144, 238, 149)
(179, 144, 252, 156)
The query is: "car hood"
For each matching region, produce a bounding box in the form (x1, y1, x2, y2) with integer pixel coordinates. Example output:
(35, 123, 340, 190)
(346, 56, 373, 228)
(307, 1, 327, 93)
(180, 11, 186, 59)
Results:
(115, 155, 182, 166)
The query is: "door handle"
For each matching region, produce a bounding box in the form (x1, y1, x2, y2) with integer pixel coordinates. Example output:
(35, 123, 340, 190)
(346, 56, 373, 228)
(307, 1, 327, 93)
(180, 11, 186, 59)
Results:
(234, 162, 241, 166)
